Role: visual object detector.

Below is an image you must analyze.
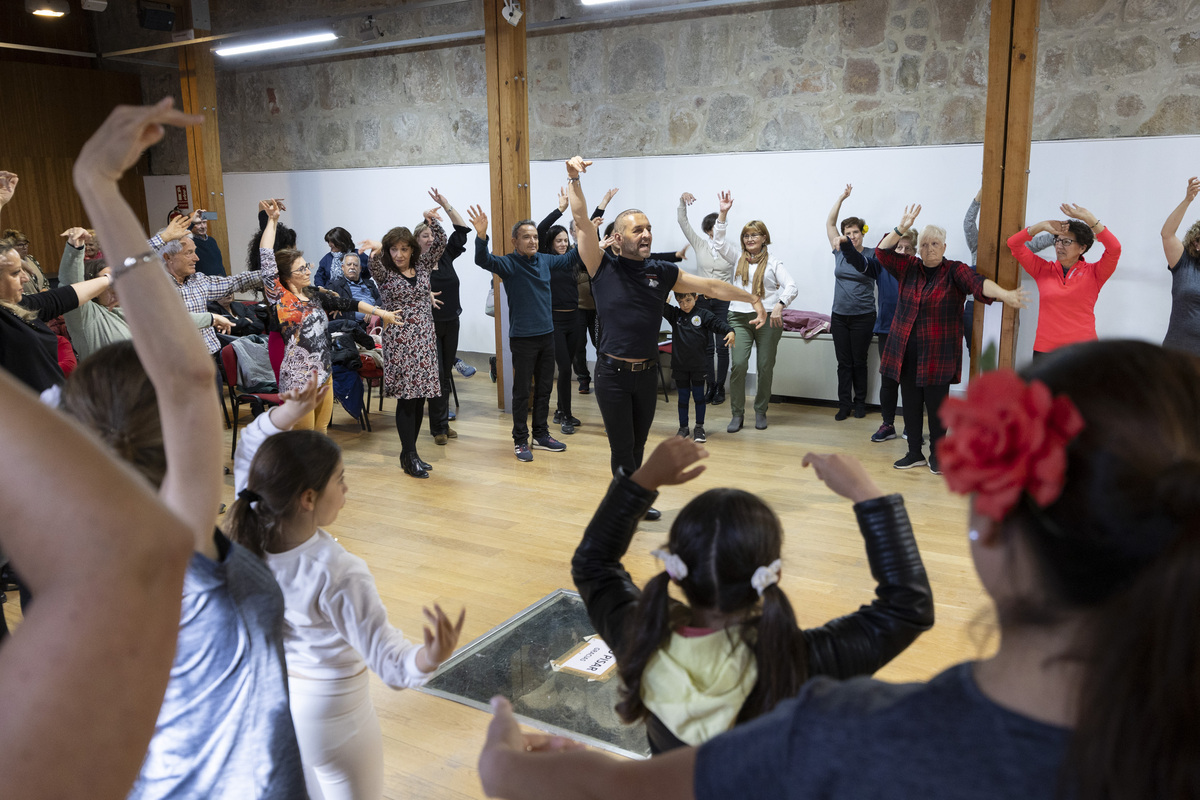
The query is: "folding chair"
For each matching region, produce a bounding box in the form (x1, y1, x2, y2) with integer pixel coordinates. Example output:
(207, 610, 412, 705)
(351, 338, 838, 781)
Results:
(220, 343, 282, 459)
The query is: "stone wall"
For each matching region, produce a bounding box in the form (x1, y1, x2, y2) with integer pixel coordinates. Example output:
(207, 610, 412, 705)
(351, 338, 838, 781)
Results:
(143, 0, 1200, 175)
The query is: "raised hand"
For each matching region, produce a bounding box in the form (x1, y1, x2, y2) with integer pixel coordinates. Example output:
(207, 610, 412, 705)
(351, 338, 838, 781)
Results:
(60, 227, 89, 248)
(1187, 177, 1200, 203)
(160, 212, 194, 243)
(598, 233, 615, 251)
(429, 186, 450, 208)
(358, 238, 382, 253)
(73, 98, 202, 185)
(718, 190, 734, 213)
(1059, 203, 1097, 227)
(423, 207, 443, 225)
(467, 205, 489, 239)
(898, 203, 922, 231)
(557, 186, 568, 212)
(600, 187, 619, 206)
(840, 183, 853, 200)
(801, 452, 883, 504)
(0, 171, 18, 208)
(259, 198, 283, 221)
(681, 191, 696, 206)
(417, 603, 466, 672)
(565, 155, 592, 179)
(631, 436, 709, 491)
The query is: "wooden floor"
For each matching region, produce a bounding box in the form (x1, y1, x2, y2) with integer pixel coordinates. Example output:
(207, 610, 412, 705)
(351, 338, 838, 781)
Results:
(4, 361, 996, 799)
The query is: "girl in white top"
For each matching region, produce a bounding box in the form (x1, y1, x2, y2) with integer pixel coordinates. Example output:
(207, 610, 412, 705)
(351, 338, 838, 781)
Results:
(227, 374, 466, 800)
(714, 219, 798, 433)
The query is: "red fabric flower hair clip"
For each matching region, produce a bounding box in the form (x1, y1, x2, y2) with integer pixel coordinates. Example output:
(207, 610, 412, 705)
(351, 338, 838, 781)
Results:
(936, 370, 1085, 520)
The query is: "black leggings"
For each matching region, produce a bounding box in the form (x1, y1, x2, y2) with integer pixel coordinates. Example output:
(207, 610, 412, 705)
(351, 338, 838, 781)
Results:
(876, 333, 899, 426)
(899, 337, 948, 457)
(553, 310, 583, 416)
(428, 318, 459, 435)
(832, 311, 877, 410)
(573, 308, 598, 382)
(395, 397, 426, 458)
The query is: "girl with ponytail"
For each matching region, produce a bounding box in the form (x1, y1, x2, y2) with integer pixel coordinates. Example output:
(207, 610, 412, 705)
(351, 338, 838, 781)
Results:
(227, 372, 466, 800)
(481, 339, 1200, 800)
(570, 436, 933, 753)
(721, 219, 797, 433)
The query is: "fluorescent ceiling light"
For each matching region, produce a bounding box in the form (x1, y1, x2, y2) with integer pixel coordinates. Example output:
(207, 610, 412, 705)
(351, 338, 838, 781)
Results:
(580, 0, 624, 4)
(215, 32, 337, 57)
(27, 0, 69, 16)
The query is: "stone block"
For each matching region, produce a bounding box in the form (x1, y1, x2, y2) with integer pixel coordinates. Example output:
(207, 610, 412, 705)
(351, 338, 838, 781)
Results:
(1049, 93, 1101, 138)
(319, 62, 356, 110)
(704, 93, 753, 145)
(391, 112, 422, 144)
(1175, 33, 1200, 65)
(1123, 0, 1175, 22)
(934, 0, 982, 42)
(758, 66, 792, 98)
(403, 51, 448, 104)
(844, 58, 881, 94)
(677, 20, 732, 88)
(906, 35, 927, 51)
(1115, 95, 1145, 118)
(1137, 94, 1200, 136)
(887, 39, 898, 53)
(797, 60, 834, 93)
(911, 6, 929, 28)
(898, 54, 921, 91)
(537, 100, 583, 128)
(756, 109, 832, 151)
(847, 110, 898, 147)
(961, 49, 987, 87)
(608, 38, 667, 94)
(455, 47, 488, 98)
(839, 0, 889, 49)
(355, 119, 381, 153)
(586, 105, 658, 156)
(891, 15, 907, 30)
(768, 6, 817, 49)
(924, 51, 949, 87)
(939, 95, 982, 141)
(450, 109, 488, 152)
(1039, 47, 1068, 82)
(569, 31, 604, 94)
(1045, 0, 1107, 25)
(668, 110, 699, 147)
(315, 120, 350, 157)
(1075, 35, 1157, 77)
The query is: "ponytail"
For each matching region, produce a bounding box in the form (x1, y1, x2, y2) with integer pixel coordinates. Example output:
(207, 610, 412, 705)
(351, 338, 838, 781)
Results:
(738, 584, 808, 723)
(225, 491, 289, 559)
(614, 572, 679, 724)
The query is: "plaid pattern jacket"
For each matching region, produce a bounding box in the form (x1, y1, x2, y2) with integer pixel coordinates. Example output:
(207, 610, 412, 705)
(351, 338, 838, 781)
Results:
(150, 234, 265, 353)
(858, 240, 991, 386)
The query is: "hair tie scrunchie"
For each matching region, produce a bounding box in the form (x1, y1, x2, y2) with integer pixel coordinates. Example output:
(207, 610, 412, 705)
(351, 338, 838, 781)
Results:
(651, 549, 688, 582)
(238, 488, 263, 511)
(937, 370, 1084, 521)
(750, 559, 782, 596)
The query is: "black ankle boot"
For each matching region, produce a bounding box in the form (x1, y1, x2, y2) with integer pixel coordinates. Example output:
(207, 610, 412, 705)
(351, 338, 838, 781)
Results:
(401, 453, 429, 479)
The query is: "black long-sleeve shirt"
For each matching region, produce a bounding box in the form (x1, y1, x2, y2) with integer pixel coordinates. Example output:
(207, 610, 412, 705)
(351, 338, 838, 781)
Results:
(1, 286, 79, 391)
(430, 224, 470, 323)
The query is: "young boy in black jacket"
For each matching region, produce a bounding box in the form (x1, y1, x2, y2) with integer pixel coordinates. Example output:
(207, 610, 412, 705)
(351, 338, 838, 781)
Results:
(662, 292, 734, 443)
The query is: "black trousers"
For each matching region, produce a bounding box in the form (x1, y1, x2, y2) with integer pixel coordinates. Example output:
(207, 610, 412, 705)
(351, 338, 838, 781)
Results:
(428, 317, 460, 435)
(574, 308, 598, 382)
(510, 333, 554, 444)
(552, 310, 583, 416)
(395, 397, 426, 457)
(832, 311, 877, 410)
(695, 297, 731, 389)
(876, 332, 899, 426)
(594, 357, 659, 476)
(899, 337, 949, 457)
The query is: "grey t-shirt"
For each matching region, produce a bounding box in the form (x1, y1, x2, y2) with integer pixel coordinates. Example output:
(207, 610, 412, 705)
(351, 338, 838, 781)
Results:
(695, 663, 1069, 800)
(129, 533, 306, 800)
(832, 249, 877, 315)
(1164, 251, 1200, 357)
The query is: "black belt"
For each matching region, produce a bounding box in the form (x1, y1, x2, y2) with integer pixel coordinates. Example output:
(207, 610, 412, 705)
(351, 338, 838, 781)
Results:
(598, 354, 656, 372)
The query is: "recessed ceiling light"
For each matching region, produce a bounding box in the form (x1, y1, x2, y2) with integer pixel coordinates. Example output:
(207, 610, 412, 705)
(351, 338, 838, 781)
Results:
(215, 32, 337, 58)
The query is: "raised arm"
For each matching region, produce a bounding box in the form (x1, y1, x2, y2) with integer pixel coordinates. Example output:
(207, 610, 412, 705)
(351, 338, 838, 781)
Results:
(710, 190, 740, 265)
(1161, 177, 1199, 268)
(676, 193, 709, 253)
(565, 156, 602, 276)
(0, 170, 17, 230)
(673, 270, 766, 328)
(877, 203, 921, 251)
(0, 369, 193, 800)
(964, 188, 981, 259)
(825, 184, 851, 249)
(73, 98, 222, 559)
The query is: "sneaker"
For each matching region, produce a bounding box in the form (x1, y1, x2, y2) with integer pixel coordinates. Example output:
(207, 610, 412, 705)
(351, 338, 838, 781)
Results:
(532, 436, 566, 452)
(834, 407, 850, 421)
(693, 425, 706, 443)
(893, 452, 928, 470)
(710, 387, 726, 405)
(578, 379, 591, 394)
(871, 424, 897, 442)
(928, 453, 942, 475)
(455, 359, 477, 377)
(514, 443, 533, 462)
(676, 426, 690, 438)
(448, 409, 457, 421)
(553, 410, 581, 427)
(560, 421, 575, 435)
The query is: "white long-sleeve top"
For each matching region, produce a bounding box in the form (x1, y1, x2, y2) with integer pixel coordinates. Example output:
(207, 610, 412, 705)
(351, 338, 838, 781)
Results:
(677, 201, 738, 283)
(234, 412, 430, 688)
(723, 254, 798, 314)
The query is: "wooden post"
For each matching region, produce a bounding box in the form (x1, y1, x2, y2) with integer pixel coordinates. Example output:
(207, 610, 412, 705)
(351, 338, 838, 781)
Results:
(974, 0, 1040, 372)
(483, 0, 530, 408)
(178, 35, 231, 273)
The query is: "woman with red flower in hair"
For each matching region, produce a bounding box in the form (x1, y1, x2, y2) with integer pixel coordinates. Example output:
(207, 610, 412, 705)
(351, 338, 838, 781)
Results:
(477, 339, 1200, 800)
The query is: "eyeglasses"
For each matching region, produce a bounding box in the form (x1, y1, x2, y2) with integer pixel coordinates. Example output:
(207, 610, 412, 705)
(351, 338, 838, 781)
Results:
(1054, 237, 1078, 247)
(743, 233, 764, 240)
(295, 264, 313, 273)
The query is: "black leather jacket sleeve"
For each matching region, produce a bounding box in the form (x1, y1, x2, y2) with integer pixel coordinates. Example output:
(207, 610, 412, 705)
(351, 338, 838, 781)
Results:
(802, 493, 935, 679)
(571, 469, 658, 654)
